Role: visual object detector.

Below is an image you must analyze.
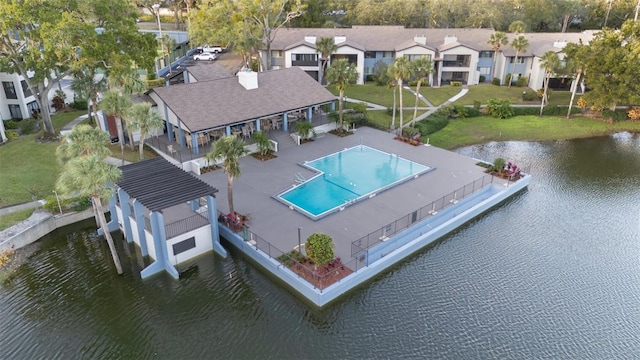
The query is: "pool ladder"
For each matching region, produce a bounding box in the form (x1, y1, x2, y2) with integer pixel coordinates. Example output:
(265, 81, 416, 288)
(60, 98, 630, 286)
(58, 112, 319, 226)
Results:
(294, 173, 306, 184)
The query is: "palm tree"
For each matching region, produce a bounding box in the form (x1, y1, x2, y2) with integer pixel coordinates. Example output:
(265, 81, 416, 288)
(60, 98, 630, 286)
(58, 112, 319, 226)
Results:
(563, 42, 587, 119)
(325, 59, 359, 134)
(487, 32, 508, 84)
(206, 135, 248, 217)
(508, 35, 529, 88)
(508, 20, 526, 34)
(99, 90, 132, 165)
(539, 51, 561, 116)
(251, 130, 272, 159)
(315, 37, 337, 85)
(295, 120, 316, 141)
(386, 66, 398, 130)
(56, 126, 123, 275)
(409, 57, 433, 123)
(70, 66, 107, 125)
(126, 102, 165, 160)
(56, 124, 111, 164)
(159, 34, 176, 75)
(388, 57, 413, 133)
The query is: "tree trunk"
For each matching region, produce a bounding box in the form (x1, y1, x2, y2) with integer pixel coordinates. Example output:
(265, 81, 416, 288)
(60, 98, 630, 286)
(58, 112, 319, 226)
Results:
(139, 131, 146, 160)
(492, 50, 498, 83)
(338, 89, 344, 133)
(318, 58, 323, 84)
(561, 14, 570, 33)
(508, 53, 518, 88)
(227, 175, 235, 216)
(93, 196, 123, 275)
(391, 85, 397, 130)
(115, 116, 125, 165)
(127, 128, 135, 150)
(90, 93, 98, 126)
(398, 78, 404, 132)
(567, 70, 581, 119)
(540, 74, 549, 117)
(413, 80, 422, 122)
(38, 91, 56, 137)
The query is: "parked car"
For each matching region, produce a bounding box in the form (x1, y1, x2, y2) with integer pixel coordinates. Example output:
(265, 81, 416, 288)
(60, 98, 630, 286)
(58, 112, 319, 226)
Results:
(202, 45, 224, 53)
(193, 52, 217, 61)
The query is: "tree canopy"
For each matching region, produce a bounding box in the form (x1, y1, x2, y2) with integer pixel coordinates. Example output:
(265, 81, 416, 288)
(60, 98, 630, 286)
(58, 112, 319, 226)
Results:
(0, 0, 154, 138)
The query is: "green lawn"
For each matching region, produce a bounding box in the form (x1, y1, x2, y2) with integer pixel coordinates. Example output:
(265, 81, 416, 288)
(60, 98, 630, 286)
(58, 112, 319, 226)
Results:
(0, 208, 34, 231)
(327, 83, 416, 108)
(0, 111, 156, 207)
(418, 86, 462, 106)
(366, 110, 423, 130)
(427, 115, 640, 150)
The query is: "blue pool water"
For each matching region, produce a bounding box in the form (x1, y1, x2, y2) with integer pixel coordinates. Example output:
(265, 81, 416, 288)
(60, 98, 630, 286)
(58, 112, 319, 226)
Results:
(278, 145, 430, 219)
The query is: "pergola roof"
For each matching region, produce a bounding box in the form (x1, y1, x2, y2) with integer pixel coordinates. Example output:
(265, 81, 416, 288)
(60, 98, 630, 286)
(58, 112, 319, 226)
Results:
(117, 157, 218, 212)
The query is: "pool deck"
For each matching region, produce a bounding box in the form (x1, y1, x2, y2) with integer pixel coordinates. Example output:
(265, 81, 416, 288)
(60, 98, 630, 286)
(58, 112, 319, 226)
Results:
(198, 127, 488, 263)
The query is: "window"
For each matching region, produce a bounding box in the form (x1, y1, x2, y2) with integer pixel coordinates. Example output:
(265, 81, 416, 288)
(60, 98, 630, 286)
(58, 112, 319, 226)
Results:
(509, 57, 525, 64)
(365, 51, 376, 59)
(172, 237, 196, 255)
(478, 67, 491, 75)
(3, 81, 17, 99)
(271, 50, 282, 58)
(8, 104, 22, 119)
(292, 53, 317, 62)
(21, 80, 32, 97)
(27, 101, 39, 117)
(479, 51, 493, 58)
(452, 72, 465, 80)
(404, 54, 431, 61)
(382, 51, 393, 58)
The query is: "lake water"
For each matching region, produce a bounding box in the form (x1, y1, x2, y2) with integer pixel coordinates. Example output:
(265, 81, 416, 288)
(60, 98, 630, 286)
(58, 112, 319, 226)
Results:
(2, 134, 640, 358)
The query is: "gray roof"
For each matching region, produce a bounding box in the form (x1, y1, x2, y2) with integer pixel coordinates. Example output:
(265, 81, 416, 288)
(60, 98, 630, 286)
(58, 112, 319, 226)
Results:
(118, 157, 218, 212)
(185, 62, 234, 82)
(151, 67, 337, 133)
(272, 26, 596, 58)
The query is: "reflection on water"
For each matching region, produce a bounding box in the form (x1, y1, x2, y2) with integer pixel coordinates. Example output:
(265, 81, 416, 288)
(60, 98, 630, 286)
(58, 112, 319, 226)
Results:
(2, 134, 640, 358)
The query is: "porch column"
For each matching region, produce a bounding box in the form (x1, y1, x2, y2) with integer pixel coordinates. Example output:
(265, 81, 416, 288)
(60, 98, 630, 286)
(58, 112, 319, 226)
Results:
(183, 71, 189, 84)
(140, 211, 180, 280)
(190, 199, 199, 211)
(177, 120, 185, 148)
(283, 112, 288, 132)
(207, 195, 228, 258)
(164, 103, 174, 142)
(117, 188, 133, 243)
(225, 125, 231, 136)
(307, 107, 313, 122)
(330, 101, 336, 112)
(191, 132, 199, 155)
(133, 199, 148, 257)
(255, 118, 261, 132)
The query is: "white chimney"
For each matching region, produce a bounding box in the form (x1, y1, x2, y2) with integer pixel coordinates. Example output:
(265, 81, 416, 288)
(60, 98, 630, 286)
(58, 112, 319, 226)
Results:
(334, 35, 346, 44)
(238, 69, 258, 90)
(553, 40, 567, 49)
(444, 35, 457, 45)
(414, 35, 427, 45)
(304, 35, 316, 44)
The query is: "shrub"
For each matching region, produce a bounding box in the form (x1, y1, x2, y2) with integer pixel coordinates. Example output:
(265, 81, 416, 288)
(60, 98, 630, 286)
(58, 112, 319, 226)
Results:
(146, 78, 166, 89)
(19, 118, 36, 135)
(408, 80, 418, 87)
(493, 158, 506, 173)
(602, 109, 628, 122)
(306, 233, 334, 267)
(6, 130, 19, 140)
(627, 107, 640, 120)
(479, 75, 486, 83)
(4, 120, 19, 130)
(415, 115, 449, 135)
(576, 97, 587, 109)
(505, 74, 512, 85)
(486, 98, 514, 119)
(52, 96, 65, 111)
(473, 100, 482, 110)
(434, 104, 455, 118)
(372, 60, 389, 86)
(401, 126, 420, 139)
(515, 77, 528, 87)
(386, 107, 399, 116)
(450, 81, 462, 87)
(492, 77, 501, 86)
(464, 106, 481, 118)
(365, 74, 376, 82)
(352, 102, 367, 114)
(70, 98, 88, 110)
(521, 90, 538, 102)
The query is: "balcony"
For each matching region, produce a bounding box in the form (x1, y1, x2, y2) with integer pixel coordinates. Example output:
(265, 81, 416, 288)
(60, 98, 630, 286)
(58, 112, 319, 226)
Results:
(442, 60, 470, 67)
(291, 60, 318, 67)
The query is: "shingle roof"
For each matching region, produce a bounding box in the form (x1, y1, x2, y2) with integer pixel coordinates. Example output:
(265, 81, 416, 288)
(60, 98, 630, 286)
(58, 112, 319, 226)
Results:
(184, 62, 234, 82)
(272, 26, 596, 58)
(151, 67, 337, 133)
(117, 157, 218, 212)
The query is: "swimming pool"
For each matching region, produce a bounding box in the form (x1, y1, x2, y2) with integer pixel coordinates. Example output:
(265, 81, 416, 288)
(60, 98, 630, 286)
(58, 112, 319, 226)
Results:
(277, 145, 431, 219)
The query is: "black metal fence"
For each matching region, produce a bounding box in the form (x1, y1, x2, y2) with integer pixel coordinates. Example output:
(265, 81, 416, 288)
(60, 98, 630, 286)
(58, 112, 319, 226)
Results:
(351, 174, 495, 258)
